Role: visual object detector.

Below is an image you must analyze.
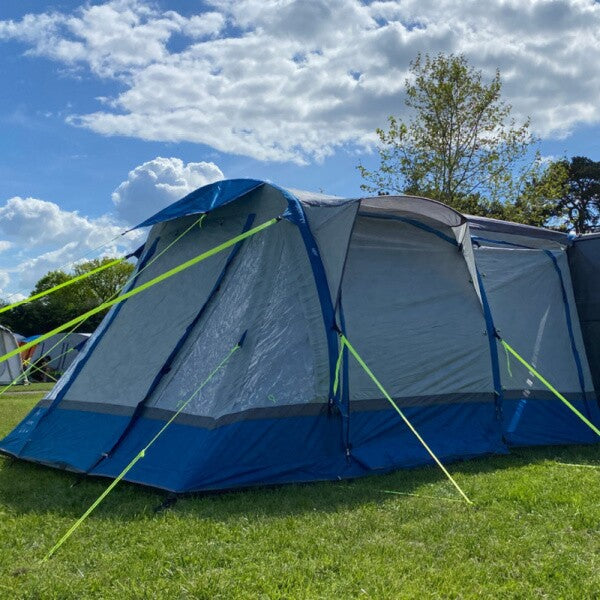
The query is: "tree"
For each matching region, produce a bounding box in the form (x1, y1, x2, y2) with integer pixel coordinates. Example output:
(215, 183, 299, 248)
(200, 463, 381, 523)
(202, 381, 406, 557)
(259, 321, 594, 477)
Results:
(499, 159, 569, 227)
(358, 53, 540, 217)
(0, 257, 135, 336)
(73, 258, 135, 305)
(552, 156, 600, 233)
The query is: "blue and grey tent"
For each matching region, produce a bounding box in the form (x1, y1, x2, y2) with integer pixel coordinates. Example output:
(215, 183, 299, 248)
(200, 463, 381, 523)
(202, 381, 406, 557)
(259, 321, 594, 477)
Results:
(30, 333, 91, 375)
(1, 179, 599, 492)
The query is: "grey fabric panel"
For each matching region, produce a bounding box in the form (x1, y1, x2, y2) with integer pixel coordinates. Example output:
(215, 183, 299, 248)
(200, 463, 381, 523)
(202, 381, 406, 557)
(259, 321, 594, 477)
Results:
(303, 201, 360, 301)
(58, 187, 287, 408)
(468, 215, 568, 246)
(576, 321, 600, 396)
(457, 222, 484, 304)
(0, 327, 22, 384)
(147, 217, 330, 418)
(360, 195, 465, 227)
(569, 235, 600, 393)
(475, 247, 594, 393)
(341, 217, 494, 401)
(569, 235, 600, 321)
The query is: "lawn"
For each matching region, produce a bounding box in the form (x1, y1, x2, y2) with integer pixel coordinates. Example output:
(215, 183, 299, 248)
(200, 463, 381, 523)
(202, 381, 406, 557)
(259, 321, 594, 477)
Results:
(1, 382, 55, 394)
(1, 391, 599, 599)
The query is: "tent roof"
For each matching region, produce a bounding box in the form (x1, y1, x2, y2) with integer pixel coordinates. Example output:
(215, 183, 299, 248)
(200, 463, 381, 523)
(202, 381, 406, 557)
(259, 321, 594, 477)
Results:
(360, 195, 465, 228)
(467, 214, 568, 244)
(133, 179, 467, 231)
(132, 177, 575, 245)
(574, 232, 600, 242)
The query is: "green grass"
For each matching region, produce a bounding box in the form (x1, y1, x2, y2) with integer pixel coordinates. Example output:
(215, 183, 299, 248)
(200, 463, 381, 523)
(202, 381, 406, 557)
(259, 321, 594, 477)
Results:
(1, 382, 55, 394)
(1, 393, 600, 599)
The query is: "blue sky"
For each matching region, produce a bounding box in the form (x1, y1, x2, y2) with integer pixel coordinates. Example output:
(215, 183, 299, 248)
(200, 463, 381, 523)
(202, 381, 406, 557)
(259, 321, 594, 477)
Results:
(1, 0, 600, 299)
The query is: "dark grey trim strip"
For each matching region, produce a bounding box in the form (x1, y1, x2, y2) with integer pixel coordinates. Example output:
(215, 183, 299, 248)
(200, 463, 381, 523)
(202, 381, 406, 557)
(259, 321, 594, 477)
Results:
(143, 403, 329, 428)
(40, 392, 496, 428)
(41, 390, 596, 427)
(349, 393, 495, 413)
(502, 390, 596, 402)
(44, 398, 330, 428)
(37, 398, 136, 416)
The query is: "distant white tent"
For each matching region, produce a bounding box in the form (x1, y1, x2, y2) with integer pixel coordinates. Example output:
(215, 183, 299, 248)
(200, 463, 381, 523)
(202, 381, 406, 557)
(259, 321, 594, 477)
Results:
(30, 333, 91, 374)
(0, 326, 24, 385)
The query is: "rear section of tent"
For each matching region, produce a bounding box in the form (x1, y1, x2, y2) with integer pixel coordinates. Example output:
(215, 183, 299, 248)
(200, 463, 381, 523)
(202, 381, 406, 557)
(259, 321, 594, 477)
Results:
(469, 217, 600, 446)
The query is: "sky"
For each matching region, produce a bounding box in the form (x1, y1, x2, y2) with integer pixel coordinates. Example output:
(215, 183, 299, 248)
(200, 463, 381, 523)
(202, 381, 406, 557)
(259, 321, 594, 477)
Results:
(1, 0, 600, 300)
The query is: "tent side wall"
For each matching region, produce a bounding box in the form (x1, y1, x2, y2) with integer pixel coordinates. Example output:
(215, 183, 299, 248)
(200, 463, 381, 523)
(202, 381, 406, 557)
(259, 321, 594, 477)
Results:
(568, 234, 600, 397)
(338, 212, 505, 471)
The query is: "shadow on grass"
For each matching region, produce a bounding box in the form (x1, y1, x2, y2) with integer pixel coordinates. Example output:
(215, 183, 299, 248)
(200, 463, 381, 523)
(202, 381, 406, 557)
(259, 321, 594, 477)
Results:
(1, 443, 599, 524)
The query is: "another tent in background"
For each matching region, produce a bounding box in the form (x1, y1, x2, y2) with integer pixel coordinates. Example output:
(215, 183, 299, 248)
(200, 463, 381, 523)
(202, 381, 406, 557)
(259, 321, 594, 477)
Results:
(0, 326, 25, 385)
(1, 180, 599, 493)
(569, 232, 600, 399)
(18, 334, 41, 365)
(30, 333, 91, 376)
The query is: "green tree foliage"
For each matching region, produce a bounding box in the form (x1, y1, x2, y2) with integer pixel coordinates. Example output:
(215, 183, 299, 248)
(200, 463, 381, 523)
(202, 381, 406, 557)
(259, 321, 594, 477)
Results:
(0, 257, 135, 336)
(487, 159, 570, 227)
(358, 53, 552, 222)
(552, 156, 600, 233)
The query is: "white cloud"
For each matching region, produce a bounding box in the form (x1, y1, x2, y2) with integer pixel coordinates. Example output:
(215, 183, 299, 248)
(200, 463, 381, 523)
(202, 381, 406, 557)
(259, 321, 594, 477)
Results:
(0, 196, 122, 247)
(0, 196, 142, 298)
(0, 155, 224, 298)
(111, 157, 224, 224)
(0, 0, 224, 78)
(1, 0, 600, 162)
